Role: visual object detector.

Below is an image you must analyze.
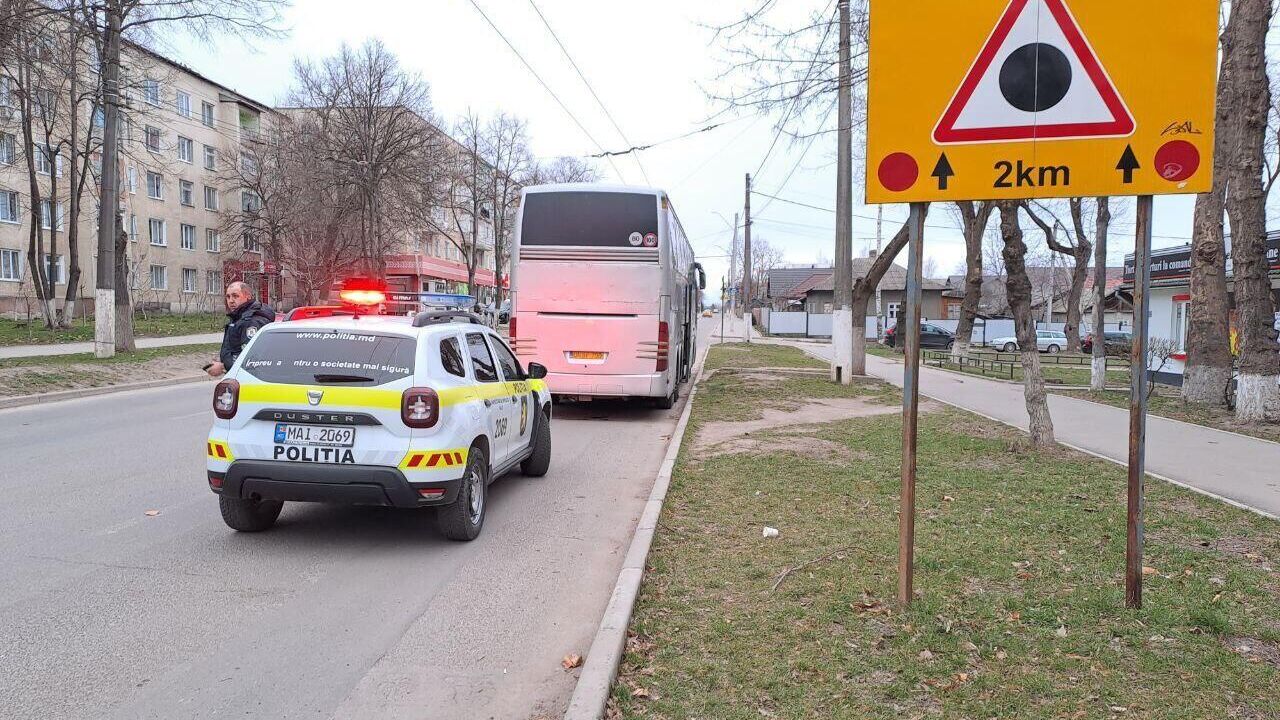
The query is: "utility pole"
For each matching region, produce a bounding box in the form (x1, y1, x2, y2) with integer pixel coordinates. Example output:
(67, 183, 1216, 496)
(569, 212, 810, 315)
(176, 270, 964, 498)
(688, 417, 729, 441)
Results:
(743, 173, 752, 343)
(94, 1, 122, 358)
(875, 204, 883, 341)
(729, 212, 739, 320)
(830, 0, 854, 383)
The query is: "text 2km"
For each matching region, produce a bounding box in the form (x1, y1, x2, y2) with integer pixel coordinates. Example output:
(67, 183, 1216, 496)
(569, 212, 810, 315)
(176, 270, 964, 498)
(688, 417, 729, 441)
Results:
(993, 160, 1070, 189)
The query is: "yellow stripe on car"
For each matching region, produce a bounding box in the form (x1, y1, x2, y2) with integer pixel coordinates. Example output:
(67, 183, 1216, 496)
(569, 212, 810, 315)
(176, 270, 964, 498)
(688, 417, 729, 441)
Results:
(207, 439, 235, 461)
(239, 379, 543, 410)
(400, 448, 469, 469)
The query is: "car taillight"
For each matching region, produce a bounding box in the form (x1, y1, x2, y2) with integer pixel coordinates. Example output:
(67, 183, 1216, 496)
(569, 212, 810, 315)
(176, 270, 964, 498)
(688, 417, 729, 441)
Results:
(213, 379, 239, 419)
(657, 321, 669, 372)
(402, 387, 440, 428)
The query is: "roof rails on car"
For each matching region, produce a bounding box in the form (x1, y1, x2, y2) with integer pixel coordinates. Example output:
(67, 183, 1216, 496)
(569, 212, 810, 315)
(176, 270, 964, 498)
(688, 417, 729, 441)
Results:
(284, 306, 356, 321)
(412, 310, 486, 327)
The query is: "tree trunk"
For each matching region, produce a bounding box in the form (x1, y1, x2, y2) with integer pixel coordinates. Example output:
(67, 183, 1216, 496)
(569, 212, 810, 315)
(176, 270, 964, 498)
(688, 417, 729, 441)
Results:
(1090, 198, 1110, 391)
(113, 212, 134, 351)
(952, 201, 993, 360)
(1002, 201, 1055, 446)
(850, 216, 918, 375)
(1223, 0, 1280, 422)
(1061, 244, 1089, 353)
(1182, 13, 1236, 407)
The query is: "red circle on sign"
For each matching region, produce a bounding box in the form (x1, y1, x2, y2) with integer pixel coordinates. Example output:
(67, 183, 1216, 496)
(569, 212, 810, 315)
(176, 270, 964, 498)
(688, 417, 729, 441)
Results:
(1154, 140, 1200, 182)
(878, 153, 919, 192)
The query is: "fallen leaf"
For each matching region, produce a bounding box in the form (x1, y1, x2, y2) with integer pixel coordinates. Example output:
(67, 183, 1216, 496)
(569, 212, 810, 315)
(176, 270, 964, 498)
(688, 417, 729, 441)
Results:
(995, 649, 1008, 660)
(1056, 626, 1068, 638)
(144, 510, 160, 517)
(943, 495, 955, 502)
(561, 654, 582, 670)
(962, 641, 979, 652)
(1141, 566, 1158, 576)
(918, 650, 934, 661)
(630, 686, 650, 699)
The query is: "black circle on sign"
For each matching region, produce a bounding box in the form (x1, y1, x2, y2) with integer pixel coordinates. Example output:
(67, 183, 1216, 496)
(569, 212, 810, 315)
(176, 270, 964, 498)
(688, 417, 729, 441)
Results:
(999, 43, 1072, 112)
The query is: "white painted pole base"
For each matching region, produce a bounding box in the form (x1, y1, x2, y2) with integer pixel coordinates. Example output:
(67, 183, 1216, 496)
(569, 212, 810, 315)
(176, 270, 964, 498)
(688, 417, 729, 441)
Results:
(1235, 373, 1280, 423)
(1090, 355, 1107, 391)
(94, 289, 116, 358)
(831, 307, 854, 384)
(742, 311, 751, 343)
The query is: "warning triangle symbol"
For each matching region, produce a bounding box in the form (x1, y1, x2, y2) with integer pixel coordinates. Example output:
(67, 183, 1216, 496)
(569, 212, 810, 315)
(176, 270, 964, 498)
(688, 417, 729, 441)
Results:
(933, 0, 1134, 144)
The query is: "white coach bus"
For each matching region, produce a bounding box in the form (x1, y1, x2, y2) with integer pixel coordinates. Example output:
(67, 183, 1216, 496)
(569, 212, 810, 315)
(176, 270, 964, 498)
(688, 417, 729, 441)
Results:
(509, 184, 705, 408)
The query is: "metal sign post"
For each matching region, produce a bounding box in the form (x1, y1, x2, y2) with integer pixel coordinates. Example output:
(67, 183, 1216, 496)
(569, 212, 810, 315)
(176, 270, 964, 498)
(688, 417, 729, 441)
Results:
(897, 202, 926, 607)
(1126, 195, 1153, 608)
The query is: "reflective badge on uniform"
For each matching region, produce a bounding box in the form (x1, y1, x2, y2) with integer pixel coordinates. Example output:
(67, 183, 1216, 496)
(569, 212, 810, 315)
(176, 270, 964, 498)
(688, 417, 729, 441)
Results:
(246, 327, 258, 338)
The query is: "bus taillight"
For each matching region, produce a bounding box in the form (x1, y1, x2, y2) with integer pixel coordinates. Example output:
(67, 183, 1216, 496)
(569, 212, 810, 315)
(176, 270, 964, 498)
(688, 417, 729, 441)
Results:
(656, 321, 669, 372)
(509, 317, 516, 340)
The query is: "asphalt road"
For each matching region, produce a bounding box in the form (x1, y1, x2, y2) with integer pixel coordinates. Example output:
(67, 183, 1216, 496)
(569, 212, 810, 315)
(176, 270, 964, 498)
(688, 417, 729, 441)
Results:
(0, 319, 711, 720)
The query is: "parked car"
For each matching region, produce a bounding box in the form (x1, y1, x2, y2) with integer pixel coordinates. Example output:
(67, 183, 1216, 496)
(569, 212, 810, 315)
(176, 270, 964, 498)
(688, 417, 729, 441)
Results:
(990, 329, 1069, 353)
(884, 322, 955, 349)
(1082, 330, 1132, 355)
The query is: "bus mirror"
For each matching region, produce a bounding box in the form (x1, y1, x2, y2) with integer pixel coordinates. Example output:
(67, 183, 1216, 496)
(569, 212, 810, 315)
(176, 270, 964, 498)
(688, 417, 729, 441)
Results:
(696, 265, 706, 289)
(526, 362, 548, 380)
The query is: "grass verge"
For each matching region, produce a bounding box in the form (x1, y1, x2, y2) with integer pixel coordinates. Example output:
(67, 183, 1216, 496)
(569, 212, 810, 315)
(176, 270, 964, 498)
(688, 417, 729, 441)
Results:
(0, 313, 225, 347)
(0, 344, 218, 396)
(1056, 388, 1280, 445)
(611, 344, 1280, 719)
(704, 342, 826, 371)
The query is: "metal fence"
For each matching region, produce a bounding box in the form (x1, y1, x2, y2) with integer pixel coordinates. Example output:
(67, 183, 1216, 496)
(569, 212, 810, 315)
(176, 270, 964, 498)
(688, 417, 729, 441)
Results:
(969, 349, 1130, 368)
(922, 350, 1017, 380)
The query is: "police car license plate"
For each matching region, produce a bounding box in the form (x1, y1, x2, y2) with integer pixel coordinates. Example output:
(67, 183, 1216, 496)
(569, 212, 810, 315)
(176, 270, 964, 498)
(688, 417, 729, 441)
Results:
(274, 423, 355, 447)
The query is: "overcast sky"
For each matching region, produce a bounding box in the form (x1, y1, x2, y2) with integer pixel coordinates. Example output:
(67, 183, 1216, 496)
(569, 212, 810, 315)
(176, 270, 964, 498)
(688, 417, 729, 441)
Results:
(165, 0, 1208, 294)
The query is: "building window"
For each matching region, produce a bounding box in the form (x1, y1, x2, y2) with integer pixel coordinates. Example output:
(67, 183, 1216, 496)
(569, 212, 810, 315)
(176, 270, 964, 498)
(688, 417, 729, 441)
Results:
(0, 248, 21, 280)
(39, 199, 64, 230)
(0, 132, 15, 165)
(887, 302, 900, 321)
(146, 171, 163, 200)
(203, 186, 219, 210)
(206, 269, 222, 294)
(182, 267, 198, 293)
(148, 218, 166, 246)
(128, 213, 138, 242)
(127, 165, 137, 194)
(205, 228, 221, 252)
(241, 191, 259, 213)
(34, 145, 53, 175)
(179, 180, 194, 206)
(1173, 299, 1191, 353)
(149, 264, 166, 290)
(0, 190, 18, 223)
(201, 101, 215, 128)
(203, 144, 215, 170)
(239, 152, 257, 173)
(175, 91, 191, 118)
(43, 254, 64, 284)
(144, 125, 161, 153)
(242, 233, 261, 253)
(142, 79, 161, 106)
(180, 223, 196, 250)
(177, 136, 193, 163)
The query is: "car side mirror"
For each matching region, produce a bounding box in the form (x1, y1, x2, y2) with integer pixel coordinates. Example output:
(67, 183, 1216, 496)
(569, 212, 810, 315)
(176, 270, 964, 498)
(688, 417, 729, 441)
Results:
(526, 362, 548, 380)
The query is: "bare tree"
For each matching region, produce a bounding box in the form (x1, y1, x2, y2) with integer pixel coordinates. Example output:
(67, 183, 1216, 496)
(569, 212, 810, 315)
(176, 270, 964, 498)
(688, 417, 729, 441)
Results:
(1224, 0, 1280, 422)
(1183, 3, 1237, 406)
(1003, 201, 1054, 447)
(530, 156, 599, 184)
(1024, 200, 1093, 353)
(1089, 197, 1111, 391)
(849, 212, 925, 375)
(481, 113, 535, 311)
(750, 236, 785, 302)
(419, 112, 492, 302)
(951, 201, 994, 360)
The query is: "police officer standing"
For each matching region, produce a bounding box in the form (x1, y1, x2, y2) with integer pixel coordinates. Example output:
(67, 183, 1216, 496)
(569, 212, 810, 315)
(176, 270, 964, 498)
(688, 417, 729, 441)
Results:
(207, 281, 275, 377)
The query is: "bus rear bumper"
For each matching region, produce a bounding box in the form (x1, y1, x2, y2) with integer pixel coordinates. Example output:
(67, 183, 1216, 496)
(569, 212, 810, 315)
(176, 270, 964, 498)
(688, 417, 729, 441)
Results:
(546, 371, 665, 399)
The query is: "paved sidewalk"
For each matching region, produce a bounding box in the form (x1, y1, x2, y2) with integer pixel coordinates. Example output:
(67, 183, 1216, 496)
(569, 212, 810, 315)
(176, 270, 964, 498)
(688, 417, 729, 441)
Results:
(0, 332, 222, 359)
(763, 331, 1280, 519)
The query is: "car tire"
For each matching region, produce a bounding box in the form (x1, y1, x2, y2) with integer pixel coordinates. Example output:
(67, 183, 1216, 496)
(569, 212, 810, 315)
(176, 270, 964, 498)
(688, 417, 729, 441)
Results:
(1002, 342, 1017, 352)
(437, 446, 488, 541)
(945, 339, 954, 350)
(219, 495, 283, 532)
(521, 407, 551, 477)
(1047, 344, 1061, 354)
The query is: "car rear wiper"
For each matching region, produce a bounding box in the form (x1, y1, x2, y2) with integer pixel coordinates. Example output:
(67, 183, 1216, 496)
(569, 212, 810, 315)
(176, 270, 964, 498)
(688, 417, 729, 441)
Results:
(313, 373, 374, 383)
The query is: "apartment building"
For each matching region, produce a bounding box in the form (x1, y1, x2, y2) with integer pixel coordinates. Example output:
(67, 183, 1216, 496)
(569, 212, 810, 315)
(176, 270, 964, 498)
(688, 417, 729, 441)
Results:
(0, 35, 273, 317)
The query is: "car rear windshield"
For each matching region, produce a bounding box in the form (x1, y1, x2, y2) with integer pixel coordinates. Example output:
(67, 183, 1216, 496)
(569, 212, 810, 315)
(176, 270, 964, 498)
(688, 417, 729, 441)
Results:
(520, 191, 658, 247)
(239, 329, 416, 386)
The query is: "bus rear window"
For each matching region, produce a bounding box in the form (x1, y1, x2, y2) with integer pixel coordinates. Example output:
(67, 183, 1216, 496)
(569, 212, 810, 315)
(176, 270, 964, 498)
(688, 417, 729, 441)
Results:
(240, 330, 416, 386)
(520, 192, 658, 247)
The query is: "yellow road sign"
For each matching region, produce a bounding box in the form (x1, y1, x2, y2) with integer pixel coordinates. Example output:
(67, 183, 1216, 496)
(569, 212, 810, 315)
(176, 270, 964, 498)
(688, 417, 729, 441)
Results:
(865, 0, 1218, 203)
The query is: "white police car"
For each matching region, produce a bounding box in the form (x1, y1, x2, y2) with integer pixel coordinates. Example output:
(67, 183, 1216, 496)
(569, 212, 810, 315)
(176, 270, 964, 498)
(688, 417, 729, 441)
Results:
(205, 301, 551, 541)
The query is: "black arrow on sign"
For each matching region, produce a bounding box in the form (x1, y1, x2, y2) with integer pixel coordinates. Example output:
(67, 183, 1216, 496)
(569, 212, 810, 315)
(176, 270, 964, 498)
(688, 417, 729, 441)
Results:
(931, 153, 955, 190)
(1116, 145, 1140, 184)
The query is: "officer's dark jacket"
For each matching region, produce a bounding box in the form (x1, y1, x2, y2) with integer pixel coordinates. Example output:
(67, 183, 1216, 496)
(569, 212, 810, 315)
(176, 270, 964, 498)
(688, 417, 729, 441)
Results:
(220, 299, 275, 369)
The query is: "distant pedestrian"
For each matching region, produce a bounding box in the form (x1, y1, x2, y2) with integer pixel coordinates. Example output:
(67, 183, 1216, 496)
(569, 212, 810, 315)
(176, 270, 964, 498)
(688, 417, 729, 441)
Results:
(207, 281, 274, 377)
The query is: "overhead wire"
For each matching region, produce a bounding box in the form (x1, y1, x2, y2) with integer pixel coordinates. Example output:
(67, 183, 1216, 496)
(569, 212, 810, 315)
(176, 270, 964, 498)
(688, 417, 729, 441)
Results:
(526, 0, 650, 184)
(464, 0, 626, 181)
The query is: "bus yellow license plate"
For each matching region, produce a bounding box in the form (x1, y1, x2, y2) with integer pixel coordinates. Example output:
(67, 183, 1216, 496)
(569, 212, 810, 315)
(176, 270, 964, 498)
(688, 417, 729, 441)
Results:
(569, 351, 606, 360)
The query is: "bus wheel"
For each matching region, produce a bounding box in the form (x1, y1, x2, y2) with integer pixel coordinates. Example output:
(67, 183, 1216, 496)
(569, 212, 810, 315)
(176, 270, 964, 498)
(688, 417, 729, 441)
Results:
(655, 383, 678, 410)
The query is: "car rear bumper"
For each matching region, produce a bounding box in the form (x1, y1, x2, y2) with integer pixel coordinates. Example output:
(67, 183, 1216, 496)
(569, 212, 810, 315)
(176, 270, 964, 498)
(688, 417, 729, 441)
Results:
(209, 460, 460, 509)
(546, 371, 664, 398)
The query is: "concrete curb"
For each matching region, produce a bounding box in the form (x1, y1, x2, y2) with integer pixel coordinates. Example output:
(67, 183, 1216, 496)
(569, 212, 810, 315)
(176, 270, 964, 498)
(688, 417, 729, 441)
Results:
(562, 345, 710, 720)
(0, 374, 208, 410)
